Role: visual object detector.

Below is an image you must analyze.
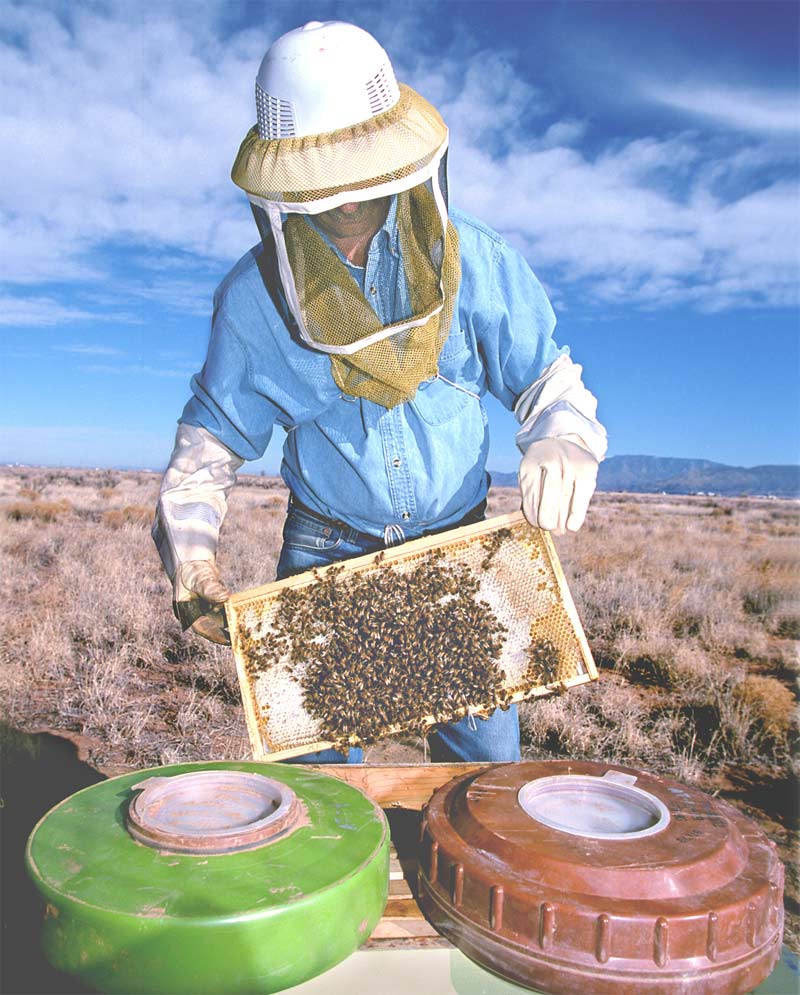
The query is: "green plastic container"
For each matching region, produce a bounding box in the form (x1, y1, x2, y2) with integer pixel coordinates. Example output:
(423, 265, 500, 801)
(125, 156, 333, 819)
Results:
(25, 761, 390, 994)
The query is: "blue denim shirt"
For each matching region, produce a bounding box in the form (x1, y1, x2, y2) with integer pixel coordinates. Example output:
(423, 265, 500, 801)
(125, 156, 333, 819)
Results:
(181, 206, 565, 539)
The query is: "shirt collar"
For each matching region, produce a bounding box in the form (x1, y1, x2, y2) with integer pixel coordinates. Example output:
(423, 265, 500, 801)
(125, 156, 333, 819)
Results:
(380, 195, 400, 252)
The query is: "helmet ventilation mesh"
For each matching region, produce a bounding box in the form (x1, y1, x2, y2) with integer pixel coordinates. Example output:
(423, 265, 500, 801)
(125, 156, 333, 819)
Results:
(256, 83, 296, 140)
(365, 62, 400, 115)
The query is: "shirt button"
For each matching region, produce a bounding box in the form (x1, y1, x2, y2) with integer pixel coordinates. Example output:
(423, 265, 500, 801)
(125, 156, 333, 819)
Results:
(401, 511, 410, 521)
(392, 456, 402, 468)
(369, 286, 377, 295)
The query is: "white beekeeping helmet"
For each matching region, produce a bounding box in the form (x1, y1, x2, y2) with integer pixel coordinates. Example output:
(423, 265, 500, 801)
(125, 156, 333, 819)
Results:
(254, 20, 401, 140)
(230, 21, 460, 410)
(232, 20, 448, 213)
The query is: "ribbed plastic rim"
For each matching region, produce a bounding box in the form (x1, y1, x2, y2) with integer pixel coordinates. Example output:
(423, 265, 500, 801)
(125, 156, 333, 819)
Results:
(126, 770, 303, 854)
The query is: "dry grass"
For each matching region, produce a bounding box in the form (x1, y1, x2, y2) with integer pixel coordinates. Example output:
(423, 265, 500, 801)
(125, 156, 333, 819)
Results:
(2, 471, 796, 776)
(1, 468, 798, 943)
(0, 467, 284, 769)
(5, 499, 73, 522)
(101, 505, 153, 529)
(732, 675, 796, 747)
(538, 492, 799, 777)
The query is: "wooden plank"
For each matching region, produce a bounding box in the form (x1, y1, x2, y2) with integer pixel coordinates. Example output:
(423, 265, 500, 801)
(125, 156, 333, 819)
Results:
(369, 919, 444, 941)
(541, 528, 598, 681)
(388, 845, 413, 898)
(362, 934, 451, 950)
(382, 898, 425, 919)
(300, 762, 497, 810)
(354, 765, 445, 946)
(389, 877, 413, 899)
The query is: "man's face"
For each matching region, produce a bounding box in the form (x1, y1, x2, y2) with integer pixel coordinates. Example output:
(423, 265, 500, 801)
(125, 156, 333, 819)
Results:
(314, 197, 391, 242)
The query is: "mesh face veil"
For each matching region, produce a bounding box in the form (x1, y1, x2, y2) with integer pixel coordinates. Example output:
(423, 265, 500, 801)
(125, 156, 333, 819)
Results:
(231, 21, 461, 409)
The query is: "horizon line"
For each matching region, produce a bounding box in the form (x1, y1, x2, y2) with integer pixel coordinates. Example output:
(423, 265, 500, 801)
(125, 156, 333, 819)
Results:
(2, 454, 799, 474)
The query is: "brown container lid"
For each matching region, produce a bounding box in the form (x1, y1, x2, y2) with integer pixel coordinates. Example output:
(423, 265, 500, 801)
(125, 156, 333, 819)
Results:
(418, 760, 784, 995)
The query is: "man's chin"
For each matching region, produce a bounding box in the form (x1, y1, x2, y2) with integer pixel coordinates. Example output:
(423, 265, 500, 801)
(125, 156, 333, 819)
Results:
(315, 197, 390, 239)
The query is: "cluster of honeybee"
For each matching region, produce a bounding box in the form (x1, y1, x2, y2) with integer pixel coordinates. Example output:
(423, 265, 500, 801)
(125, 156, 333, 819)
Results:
(241, 551, 510, 749)
(522, 637, 565, 688)
(240, 627, 287, 681)
(479, 527, 513, 570)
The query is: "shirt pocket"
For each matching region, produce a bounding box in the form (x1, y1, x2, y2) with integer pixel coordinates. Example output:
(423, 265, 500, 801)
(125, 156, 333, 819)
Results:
(438, 325, 470, 363)
(312, 393, 367, 443)
(409, 375, 473, 426)
(437, 325, 482, 394)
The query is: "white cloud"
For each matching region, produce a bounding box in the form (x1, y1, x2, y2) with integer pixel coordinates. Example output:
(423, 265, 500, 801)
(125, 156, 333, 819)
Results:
(411, 53, 799, 312)
(432, 52, 550, 138)
(137, 275, 222, 317)
(538, 120, 588, 150)
(0, 294, 98, 326)
(54, 343, 125, 356)
(79, 363, 196, 379)
(2, 4, 797, 320)
(645, 83, 800, 135)
(1, 3, 266, 289)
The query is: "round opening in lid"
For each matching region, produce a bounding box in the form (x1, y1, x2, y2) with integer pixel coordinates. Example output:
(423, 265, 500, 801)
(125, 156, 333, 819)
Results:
(517, 772, 670, 840)
(126, 770, 304, 854)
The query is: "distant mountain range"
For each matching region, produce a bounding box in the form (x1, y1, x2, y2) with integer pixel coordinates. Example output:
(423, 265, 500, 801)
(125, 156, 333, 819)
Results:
(490, 456, 800, 498)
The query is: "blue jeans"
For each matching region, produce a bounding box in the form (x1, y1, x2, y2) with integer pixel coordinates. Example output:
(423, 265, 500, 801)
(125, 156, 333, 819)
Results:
(276, 498, 520, 766)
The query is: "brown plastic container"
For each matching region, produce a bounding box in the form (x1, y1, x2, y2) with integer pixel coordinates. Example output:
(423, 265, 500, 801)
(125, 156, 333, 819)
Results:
(418, 760, 784, 995)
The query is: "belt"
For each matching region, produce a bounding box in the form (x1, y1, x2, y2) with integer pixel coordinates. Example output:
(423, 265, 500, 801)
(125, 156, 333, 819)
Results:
(289, 495, 382, 545)
(288, 493, 487, 546)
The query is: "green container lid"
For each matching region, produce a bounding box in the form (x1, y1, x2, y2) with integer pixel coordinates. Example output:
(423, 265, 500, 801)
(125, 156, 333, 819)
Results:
(26, 761, 389, 994)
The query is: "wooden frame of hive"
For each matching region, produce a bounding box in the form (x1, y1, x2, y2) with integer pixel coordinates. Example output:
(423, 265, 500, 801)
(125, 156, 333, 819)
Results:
(227, 511, 597, 760)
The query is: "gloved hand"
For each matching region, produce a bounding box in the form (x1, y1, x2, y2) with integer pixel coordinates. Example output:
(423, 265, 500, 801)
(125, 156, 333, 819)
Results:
(519, 438, 599, 535)
(172, 560, 231, 645)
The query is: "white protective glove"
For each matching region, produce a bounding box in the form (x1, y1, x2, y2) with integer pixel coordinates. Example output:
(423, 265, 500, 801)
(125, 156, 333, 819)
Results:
(173, 560, 232, 645)
(519, 438, 599, 535)
(153, 424, 243, 645)
(514, 355, 606, 534)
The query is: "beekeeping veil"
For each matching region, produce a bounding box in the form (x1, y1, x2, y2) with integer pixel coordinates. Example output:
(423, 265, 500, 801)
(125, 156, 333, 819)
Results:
(231, 20, 460, 409)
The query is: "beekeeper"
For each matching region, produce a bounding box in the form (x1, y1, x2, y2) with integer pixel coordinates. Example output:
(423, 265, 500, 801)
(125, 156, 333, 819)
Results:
(153, 21, 607, 763)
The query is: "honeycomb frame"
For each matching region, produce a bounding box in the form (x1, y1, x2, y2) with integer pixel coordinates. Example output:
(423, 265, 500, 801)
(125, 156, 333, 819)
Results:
(227, 512, 598, 760)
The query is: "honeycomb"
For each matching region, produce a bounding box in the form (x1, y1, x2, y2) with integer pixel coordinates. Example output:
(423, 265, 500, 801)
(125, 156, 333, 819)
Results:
(227, 512, 597, 759)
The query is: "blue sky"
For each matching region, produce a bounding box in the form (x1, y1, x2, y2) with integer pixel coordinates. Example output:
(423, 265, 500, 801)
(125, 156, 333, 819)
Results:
(2, 0, 798, 472)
